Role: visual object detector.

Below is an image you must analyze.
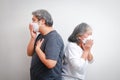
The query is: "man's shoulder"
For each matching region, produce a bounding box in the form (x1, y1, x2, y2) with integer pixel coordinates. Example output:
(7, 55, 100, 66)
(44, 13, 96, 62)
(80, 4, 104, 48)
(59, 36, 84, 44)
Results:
(49, 30, 59, 36)
(48, 30, 63, 40)
(45, 30, 64, 46)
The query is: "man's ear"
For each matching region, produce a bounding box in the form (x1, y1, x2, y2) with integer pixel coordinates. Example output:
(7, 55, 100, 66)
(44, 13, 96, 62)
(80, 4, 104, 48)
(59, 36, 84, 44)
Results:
(40, 19, 45, 25)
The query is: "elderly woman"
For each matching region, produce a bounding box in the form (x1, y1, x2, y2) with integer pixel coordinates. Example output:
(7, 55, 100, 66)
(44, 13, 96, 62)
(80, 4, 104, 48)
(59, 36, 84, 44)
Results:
(62, 23, 94, 80)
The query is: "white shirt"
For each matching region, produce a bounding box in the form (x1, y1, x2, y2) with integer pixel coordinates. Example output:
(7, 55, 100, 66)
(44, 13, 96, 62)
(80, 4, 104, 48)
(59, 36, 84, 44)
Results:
(62, 42, 93, 80)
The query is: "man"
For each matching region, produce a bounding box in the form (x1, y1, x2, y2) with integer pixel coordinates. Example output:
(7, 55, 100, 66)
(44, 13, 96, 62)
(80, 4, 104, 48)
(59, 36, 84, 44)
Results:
(27, 9, 64, 80)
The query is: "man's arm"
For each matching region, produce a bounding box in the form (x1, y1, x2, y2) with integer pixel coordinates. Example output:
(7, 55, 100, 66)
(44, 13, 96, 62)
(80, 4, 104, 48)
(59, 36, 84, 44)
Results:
(27, 24, 37, 56)
(27, 38, 35, 56)
(35, 39, 57, 69)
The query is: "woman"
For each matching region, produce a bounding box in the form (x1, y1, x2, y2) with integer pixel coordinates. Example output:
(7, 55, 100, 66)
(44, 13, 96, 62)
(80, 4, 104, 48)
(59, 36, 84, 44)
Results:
(62, 23, 94, 80)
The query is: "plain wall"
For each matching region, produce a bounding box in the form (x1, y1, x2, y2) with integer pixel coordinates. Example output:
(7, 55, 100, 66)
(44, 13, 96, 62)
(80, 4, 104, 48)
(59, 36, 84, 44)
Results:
(0, 0, 120, 80)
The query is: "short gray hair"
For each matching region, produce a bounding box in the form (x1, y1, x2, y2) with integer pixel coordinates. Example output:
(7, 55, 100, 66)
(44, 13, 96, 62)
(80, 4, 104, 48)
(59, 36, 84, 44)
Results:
(32, 9, 53, 26)
(68, 23, 92, 43)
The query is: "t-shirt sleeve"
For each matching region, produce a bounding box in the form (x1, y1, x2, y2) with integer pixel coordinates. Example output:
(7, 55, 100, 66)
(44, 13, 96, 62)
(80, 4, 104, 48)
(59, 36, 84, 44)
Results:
(45, 37, 61, 61)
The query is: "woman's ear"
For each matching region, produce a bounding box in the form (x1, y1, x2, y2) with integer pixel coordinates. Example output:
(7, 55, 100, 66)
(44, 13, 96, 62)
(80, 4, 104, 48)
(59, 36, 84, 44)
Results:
(76, 37, 80, 41)
(78, 36, 82, 40)
(76, 36, 82, 44)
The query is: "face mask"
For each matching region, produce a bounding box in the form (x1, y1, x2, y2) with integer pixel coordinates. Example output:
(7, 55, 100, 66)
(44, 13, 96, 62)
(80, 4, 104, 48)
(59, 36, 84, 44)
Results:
(31, 22, 39, 32)
(83, 36, 93, 43)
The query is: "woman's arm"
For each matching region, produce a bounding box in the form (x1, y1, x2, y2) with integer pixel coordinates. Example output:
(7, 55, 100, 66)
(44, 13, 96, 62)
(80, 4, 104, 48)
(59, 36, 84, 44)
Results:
(88, 52, 93, 61)
(81, 51, 89, 60)
(69, 58, 86, 72)
(66, 44, 86, 71)
(87, 52, 94, 63)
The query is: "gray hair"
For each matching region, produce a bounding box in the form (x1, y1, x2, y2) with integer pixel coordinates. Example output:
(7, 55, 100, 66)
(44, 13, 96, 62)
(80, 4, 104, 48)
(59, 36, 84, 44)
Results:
(32, 9, 53, 26)
(68, 23, 91, 43)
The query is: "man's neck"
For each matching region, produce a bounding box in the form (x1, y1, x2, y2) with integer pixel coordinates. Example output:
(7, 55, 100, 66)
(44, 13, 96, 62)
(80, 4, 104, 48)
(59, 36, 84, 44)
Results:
(42, 27, 54, 35)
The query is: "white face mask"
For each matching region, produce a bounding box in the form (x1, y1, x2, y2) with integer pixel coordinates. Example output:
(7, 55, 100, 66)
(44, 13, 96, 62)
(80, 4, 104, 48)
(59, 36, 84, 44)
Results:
(83, 36, 93, 43)
(30, 22, 39, 32)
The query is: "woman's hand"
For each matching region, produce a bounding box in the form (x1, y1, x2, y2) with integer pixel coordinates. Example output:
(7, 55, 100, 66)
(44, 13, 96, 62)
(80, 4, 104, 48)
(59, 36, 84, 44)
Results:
(35, 39, 44, 53)
(83, 40, 93, 52)
(29, 23, 37, 39)
(81, 40, 93, 60)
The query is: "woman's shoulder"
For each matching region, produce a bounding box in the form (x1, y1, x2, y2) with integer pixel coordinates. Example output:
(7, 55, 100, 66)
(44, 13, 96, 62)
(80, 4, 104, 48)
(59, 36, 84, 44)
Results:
(66, 42, 79, 49)
(65, 42, 83, 57)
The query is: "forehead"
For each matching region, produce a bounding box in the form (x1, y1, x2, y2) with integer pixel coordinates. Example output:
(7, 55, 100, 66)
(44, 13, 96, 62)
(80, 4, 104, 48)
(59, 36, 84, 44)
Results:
(32, 15, 37, 18)
(86, 29, 92, 35)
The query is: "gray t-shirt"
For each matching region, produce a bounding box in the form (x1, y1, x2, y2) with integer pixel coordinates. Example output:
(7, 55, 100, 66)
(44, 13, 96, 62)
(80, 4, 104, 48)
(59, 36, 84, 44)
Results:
(30, 30, 64, 80)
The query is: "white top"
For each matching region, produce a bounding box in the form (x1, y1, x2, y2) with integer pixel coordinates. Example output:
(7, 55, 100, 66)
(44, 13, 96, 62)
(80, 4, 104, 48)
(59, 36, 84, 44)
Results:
(62, 42, 93, 80)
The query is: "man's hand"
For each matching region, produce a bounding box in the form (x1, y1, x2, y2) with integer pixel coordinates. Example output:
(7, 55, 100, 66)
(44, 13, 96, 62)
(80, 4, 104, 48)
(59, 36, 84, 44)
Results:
(27, 24, 37, 56)
(35, 39, 44, 53)
(29, 23, 37, 39)
(35, 39, 57, 69)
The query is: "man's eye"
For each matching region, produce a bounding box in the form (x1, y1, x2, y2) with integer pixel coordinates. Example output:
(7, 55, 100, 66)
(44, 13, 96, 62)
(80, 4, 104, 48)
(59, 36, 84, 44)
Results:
(32, 18, 35, 21)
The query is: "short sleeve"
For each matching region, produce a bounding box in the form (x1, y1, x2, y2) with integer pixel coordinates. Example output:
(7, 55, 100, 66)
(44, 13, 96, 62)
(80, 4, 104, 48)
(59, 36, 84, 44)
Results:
(45, 37, 61, 61)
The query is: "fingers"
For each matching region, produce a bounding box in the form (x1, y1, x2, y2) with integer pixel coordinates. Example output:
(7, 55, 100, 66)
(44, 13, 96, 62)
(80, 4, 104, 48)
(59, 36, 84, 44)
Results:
(36, 39, 44, 47)
(29, 23, 34, 32)
(85, 40, 93, 48)
(40, 39, 44, 43)
(86, 40, 93, 45)
(86, 39, 93, 42)
(29, 23, 37, 38)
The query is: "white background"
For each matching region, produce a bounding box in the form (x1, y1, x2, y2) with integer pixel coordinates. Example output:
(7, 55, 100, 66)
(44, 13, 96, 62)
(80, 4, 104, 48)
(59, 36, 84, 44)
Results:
(0, 0, 120, 80)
